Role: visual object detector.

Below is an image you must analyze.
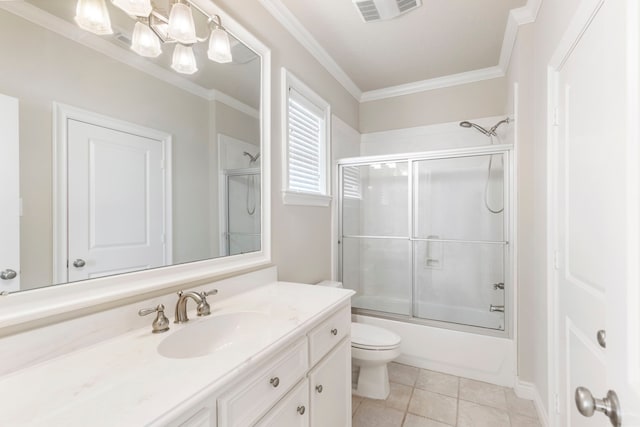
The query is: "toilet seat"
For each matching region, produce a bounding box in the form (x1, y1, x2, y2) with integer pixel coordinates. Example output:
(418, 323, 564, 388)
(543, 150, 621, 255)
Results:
(351, 322, 401, 350)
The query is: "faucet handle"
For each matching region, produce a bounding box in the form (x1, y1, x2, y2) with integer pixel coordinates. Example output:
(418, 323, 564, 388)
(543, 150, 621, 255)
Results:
(196, 289, 217, 317)
(138, 304, 170, 333)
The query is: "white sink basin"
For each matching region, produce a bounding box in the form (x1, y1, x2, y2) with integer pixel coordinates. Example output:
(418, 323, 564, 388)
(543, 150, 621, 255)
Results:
(158, 312, 273, 359)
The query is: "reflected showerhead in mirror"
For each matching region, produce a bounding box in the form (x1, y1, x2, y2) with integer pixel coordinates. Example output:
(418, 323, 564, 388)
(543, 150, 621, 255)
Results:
(243, 151, 260, 164)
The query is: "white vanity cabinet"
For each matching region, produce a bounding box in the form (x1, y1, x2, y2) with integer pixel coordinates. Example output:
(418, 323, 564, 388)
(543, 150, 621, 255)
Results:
(216, 303, 352, 427)
(308, 339, 351, 427)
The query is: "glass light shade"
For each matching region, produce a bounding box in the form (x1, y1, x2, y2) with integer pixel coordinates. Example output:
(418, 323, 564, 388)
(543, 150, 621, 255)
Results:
(207, 27, 232, 63)
(112, 0, 152, 17)
(167, 2, 197, 44)
(75, 0, 113, 35)
(131, 22, 161, 57)
(171, 44, 198, 74)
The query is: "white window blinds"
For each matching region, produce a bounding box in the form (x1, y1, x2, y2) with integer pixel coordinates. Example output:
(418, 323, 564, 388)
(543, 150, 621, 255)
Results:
(287, 88, 325, 194)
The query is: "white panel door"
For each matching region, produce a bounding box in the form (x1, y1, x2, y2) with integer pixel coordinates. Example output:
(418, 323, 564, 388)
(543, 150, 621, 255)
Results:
(67, 119, 166, 282)
(554, 0, 640, 425)
(0, 93, 20, 292)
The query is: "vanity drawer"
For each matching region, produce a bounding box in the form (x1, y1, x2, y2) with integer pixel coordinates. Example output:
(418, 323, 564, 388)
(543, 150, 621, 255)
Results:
(217, 338, 308, 427)
(255, 378, 309, 427)
(308, 304, 350, 366)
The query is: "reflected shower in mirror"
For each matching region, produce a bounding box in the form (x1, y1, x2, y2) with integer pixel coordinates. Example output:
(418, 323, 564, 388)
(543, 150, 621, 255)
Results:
(0, 0, 262, 294)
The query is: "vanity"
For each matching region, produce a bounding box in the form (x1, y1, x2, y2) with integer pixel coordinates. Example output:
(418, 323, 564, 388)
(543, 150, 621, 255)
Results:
(0, 269, 354, 426)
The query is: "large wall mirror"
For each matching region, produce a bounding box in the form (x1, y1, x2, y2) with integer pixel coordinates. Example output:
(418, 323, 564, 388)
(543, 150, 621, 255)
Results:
(0, 0, 269, 300)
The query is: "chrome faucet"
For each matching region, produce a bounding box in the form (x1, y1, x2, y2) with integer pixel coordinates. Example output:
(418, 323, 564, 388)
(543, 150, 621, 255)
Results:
(174, 289, 218, 323)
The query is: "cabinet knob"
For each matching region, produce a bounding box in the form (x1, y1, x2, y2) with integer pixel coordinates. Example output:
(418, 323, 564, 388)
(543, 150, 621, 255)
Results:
(270, 377, 280, 388)
(331, 328, 338, 336)
(297, 405, 305, 415)
(315, 384, 323, 393)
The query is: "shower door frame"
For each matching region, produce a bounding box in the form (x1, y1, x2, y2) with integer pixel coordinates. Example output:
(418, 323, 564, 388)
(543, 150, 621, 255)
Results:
(221, 167, 261, 256)
(337, 144, 514, 338)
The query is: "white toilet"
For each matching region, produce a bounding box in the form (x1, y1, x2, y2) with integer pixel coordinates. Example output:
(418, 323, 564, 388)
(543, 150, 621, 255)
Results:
(317, 281, 402, 400)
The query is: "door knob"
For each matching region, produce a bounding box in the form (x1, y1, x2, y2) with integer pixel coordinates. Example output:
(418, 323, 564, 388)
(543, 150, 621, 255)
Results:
(72, 259, 86, 268)
(0, 269, 17, 280)
(575, 387, 621, 427)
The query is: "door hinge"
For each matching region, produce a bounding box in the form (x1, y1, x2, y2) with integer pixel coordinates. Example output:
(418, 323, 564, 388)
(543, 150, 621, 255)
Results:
(554, 251, 560, 270)
(555, 393, 561, 413)
(553, 107, 560, 126)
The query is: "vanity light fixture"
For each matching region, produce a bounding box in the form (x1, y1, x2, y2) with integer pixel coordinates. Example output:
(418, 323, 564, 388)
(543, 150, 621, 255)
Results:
(74, 0, 234, 74)
(171, 44, 198, 74)
(112, 0, 152, 17)
(131, 20, 162, 57)
(75, 0, 113, 35)
(207, 15, 232, 63)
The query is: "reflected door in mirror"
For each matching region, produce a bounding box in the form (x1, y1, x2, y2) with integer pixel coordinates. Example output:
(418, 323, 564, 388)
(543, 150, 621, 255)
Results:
(0, 93, 20, 292)
(66, 119, 169, 282)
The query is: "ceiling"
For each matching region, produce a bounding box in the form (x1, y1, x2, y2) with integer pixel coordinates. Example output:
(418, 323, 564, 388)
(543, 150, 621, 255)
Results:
(276, 0, 527, 93)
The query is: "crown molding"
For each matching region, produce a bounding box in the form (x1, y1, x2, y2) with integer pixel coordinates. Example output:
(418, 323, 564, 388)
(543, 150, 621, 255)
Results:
(257, 0, 362, 100)
(360, 66, 505, 102)
(260, 0, 540, 103)
(498, 0, 542, 71)
(210, 90, 260, 118)
(1, 1, 259, 118)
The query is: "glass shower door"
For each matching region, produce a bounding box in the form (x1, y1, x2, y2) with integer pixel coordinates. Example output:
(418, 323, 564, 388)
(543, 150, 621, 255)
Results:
(340, 161, 412, 316)
(226, 172, 261, 255)
(412, 154, 508, 330)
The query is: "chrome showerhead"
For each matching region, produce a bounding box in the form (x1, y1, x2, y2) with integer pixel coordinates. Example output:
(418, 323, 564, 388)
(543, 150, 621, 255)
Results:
(459, 121, 493, 137)
(459, 118, 512, 137)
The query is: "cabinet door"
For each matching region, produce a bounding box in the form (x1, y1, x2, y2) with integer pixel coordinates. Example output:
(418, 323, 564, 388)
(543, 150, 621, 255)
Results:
(309, 339, 351, 427)
(255, 379, 309, 427)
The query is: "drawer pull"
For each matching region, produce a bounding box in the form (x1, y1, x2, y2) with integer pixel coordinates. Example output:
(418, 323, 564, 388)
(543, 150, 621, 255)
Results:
(297, 405, 306, 415)
(331, 328, 338, 336)
(315, 384, 323, 393)
(270, 377, 280, 388)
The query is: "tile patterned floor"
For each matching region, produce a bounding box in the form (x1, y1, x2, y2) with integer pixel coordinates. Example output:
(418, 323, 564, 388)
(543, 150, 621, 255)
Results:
(352, 363, 541, 427)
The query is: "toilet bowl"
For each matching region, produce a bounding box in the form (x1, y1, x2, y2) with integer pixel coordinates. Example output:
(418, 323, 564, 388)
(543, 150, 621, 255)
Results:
(351, 322, 401, 399)
(316, 281, 402, 400)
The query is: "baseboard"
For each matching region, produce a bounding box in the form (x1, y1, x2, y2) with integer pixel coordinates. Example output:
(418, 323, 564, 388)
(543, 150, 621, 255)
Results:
(514, 378, 550, 427)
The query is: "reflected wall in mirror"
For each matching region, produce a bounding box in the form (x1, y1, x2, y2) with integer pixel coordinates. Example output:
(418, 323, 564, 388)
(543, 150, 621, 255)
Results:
(0, 0, 262, 294)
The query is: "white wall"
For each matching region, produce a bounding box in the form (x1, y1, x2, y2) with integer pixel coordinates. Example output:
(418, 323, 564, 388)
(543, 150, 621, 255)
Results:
(506, 0, 583, 416)
(359, 78, 508, 133)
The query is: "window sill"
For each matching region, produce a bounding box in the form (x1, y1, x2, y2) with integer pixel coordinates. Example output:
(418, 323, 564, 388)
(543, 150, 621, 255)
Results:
(282, 190, 332, 207)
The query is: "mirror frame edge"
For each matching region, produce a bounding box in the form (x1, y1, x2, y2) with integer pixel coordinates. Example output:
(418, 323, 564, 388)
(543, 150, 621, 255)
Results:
(0, 0, 272, 331)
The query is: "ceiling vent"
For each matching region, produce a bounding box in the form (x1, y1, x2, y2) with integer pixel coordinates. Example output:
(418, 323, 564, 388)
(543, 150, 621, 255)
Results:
(353, 0, 422, 22)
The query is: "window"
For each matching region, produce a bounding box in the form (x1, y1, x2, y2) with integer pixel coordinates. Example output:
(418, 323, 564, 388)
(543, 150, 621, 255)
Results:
(282, 69, 331, 206)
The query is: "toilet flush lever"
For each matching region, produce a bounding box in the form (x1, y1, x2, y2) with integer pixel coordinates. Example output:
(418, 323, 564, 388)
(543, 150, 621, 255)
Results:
(490, 305, 505, 313)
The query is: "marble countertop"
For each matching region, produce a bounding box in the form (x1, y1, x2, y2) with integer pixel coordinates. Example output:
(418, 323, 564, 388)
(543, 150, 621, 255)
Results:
(0, 282, 354, 426)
